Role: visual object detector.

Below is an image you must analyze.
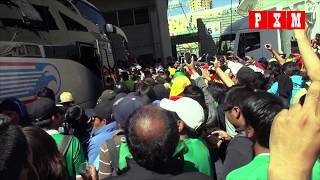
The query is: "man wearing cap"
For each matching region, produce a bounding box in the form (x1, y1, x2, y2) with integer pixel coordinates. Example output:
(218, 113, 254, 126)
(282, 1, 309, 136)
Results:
(28, 97, 85, 180)
(59, 91, 75, 108)
(159, 97, 213, 177)
(98, 95, 147, 179)
(87, 102, 118, 170)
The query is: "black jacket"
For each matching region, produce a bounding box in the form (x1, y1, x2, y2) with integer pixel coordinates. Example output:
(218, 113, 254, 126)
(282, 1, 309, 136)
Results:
(223, 130, 254, 178)
(107, 159, 183, 180)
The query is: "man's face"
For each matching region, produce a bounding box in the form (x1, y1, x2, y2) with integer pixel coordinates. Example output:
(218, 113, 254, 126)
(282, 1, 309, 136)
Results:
(225, 107, 245, 128)
(91, 117, 106, 129)
(226, 109, 237, 126)
(2, 110, 20, 124)
(160, 73, 167, 80)
(52, 113, 62, 129)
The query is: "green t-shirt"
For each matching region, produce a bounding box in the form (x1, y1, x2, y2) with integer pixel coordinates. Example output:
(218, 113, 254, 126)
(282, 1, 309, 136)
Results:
(226, 153, 320, 180)
(182, 138, 213, 177)
(48, 130, 85, 180)
(124, 80, 135, 92)
(118, 138, 213, 177)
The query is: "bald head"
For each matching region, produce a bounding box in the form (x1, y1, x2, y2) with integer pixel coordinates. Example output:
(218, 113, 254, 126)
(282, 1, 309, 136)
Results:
(126, 105, 180, 170)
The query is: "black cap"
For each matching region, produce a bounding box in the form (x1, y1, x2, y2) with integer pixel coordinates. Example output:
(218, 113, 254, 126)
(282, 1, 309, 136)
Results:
(112, 95, 146, 127)
(28, 97, 58, 124)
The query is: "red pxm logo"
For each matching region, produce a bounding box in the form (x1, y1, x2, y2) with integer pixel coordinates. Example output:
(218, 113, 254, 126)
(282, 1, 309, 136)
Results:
(249, 11, 305, 29)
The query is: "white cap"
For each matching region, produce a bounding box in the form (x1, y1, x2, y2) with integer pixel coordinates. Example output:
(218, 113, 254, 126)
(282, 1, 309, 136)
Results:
(227, 61, 243, 75)
(160, 97, 205, 130)
(59, 92, 74, 103)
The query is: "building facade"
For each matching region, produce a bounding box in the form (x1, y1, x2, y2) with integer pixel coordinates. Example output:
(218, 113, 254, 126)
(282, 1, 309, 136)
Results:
(189, 0, 212, 12)
(89, 0, 172, 65)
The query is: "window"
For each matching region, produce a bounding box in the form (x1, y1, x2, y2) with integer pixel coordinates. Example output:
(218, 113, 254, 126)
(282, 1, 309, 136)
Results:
(103, 11, 118, 26)
(56, 0, 77, 13)
(78, 42, 102, 79)
(238, 32, 260, 57)
(134, 8, 149, 24)
(32, 5, 58, 30)
(217, 34, 236, 55)
(60, 13, 88, 31)
(118, 9, 134, 27)
(72, 0, 107, 32)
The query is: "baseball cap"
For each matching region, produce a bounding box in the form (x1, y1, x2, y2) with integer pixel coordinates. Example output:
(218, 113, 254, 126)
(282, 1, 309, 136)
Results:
(28, 97, 58, 124)
(85, 108, 98, 118)
(159, 97, 205, 130)
(95, 99, 113, 120)
(227, 61, 243, 75)
(59, 92, 74, 103)
(97, 90, 115, 105)
(112, 95, 146, 127)
(170, 72, 191, 97)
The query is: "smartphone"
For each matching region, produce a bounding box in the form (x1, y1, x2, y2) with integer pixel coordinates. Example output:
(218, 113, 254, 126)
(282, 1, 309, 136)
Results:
(206, 134, 223, 145)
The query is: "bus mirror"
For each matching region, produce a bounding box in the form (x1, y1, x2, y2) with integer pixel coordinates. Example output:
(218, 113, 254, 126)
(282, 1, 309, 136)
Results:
(105, 24, 114, 33)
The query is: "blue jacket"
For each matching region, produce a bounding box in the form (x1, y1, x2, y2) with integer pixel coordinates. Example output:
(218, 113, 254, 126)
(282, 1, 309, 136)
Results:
(268, 75, 304, 106)
(88, 121, 118, 169)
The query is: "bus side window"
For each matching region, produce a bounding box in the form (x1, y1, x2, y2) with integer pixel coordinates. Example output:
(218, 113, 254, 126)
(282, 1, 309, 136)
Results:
(238, 32, 260, 58)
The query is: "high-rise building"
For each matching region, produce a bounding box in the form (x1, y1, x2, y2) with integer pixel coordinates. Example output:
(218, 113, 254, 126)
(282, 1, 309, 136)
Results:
(189, 0, 212, 12)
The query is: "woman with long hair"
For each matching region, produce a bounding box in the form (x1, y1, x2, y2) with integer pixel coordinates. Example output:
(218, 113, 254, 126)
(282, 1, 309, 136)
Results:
(23, 127, 66, 180)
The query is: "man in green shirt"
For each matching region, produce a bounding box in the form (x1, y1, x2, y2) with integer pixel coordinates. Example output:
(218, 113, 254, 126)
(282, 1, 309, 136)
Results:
(226, 92, 320, 180)
(28, 97, 85, 180)
(116, 97, 213, 177)
(160, 97, 213, 177)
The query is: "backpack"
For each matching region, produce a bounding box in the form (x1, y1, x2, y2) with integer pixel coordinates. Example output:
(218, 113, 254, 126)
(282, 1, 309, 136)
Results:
(59, 135, 72, 156)
(58, 135, 73, 179)
(99, 130, 125, 178)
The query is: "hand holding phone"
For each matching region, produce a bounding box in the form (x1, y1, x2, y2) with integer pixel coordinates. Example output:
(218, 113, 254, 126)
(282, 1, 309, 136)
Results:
(265, 43, 272, 50)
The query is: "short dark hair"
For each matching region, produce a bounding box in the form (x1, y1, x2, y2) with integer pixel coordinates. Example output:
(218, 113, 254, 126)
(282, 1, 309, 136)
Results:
(114, 82, 130, 94)
(23, 127, 65, 180)
(283, 62, 300, 76)
(136, 82, 157, 102)
(121, 72, 129, 81)
(268, 61, 283, 78)
(126, 106, 180, 171)
(221, 85, 253, 111)
(241, 92, 286, 148)
(36, 87, 56, 101)
(0, 114, 29, 180)
(208, 82, 227, 105)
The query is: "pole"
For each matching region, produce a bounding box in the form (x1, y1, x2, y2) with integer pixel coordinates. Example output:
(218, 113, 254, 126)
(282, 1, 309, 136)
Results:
(230, 0, 233, 49)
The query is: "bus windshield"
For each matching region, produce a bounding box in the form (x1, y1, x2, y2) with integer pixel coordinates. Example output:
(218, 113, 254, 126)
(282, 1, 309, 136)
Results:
(217, 34, 236, 55)
(72, 0, 106, 32)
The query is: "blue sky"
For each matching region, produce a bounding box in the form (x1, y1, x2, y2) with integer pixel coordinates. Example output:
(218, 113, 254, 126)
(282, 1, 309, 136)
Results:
(168, 0, 239, 16)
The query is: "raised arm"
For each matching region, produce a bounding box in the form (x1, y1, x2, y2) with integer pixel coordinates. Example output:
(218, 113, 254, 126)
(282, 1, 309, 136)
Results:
(265, 43, 286, 65)
(294, 27, 320, 81)
(269, 26, 320, 180)
(213, 58, 235, 87)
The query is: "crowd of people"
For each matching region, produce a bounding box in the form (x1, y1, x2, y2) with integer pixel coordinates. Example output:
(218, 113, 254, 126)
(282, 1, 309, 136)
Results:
(1, 27, 320, 180)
